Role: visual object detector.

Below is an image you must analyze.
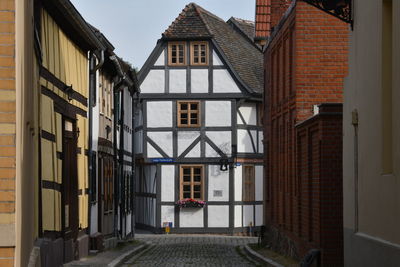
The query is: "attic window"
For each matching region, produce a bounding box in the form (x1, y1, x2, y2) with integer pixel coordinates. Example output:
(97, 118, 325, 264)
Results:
(168, 42, 186, 66)
(190, 42, 208, 65)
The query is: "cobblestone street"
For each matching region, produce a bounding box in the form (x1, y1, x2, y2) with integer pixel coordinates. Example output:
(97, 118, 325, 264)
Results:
(122, 234, 259, 266)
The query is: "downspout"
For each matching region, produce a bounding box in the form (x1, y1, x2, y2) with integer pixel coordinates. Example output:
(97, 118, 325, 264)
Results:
(113, 78, 124, 238)
(119, 89, 125, 238)
(131, 90, 138, 238)
(88, 50, 104, 237)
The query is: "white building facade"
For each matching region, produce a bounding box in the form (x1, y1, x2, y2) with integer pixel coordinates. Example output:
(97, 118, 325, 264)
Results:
(134, 4, 264, 234)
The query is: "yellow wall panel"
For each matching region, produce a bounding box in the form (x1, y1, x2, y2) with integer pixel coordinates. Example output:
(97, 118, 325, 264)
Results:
(56, 113, 62, 152)
(59, 30, 66, 84)
(55, 191, 61, 231)
(42, 189, 55, 231)
(47, 13, 55, 75)
(57, 159, 62, 184)
(53, 23, 60, 79)
(41, 10, 48, 69)
(41, 97, 53, 134)
(77, 154, 84, 190)
(41, 10, 88, 96)
(41, 139, 54, 182)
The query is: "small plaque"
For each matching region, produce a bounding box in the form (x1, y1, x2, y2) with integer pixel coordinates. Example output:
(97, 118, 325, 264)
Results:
(213, 190, 223, 197)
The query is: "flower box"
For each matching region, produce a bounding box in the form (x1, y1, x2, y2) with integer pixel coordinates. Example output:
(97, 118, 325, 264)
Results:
(176, 198, 206, 208)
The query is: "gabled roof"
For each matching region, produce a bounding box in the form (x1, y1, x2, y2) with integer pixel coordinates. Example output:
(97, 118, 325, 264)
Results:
(163, 3, 212, 39)
(41, 0, 105, 51)
(162, 3, 263, 95)
(227, 17, 255, 43)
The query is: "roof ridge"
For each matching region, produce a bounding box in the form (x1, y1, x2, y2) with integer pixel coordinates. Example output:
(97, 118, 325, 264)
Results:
(230, 17, 255, 25)
(163, 2, 213, 38)
(192, 2, 226, 23)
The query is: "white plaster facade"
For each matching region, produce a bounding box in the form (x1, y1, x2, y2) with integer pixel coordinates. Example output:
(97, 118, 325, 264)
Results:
(135, 37, 263, 234)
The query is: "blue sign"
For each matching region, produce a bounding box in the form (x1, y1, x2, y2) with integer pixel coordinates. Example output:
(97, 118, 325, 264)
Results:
(151, 158, 175, 163)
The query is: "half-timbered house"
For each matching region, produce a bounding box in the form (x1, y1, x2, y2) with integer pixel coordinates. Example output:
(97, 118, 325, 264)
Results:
(135, 3, 264, 234)
(88, 27, 139, 250)
(34, 0, 105, 264)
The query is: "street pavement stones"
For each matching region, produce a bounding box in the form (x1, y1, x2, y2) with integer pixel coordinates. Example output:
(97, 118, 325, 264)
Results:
(122, 233, 259, 266)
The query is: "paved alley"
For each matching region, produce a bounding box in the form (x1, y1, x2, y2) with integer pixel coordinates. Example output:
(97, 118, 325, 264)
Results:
(122, 234, 259, 266)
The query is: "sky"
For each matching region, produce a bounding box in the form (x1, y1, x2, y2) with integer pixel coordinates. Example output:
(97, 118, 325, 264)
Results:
(70, 0, 255, 70)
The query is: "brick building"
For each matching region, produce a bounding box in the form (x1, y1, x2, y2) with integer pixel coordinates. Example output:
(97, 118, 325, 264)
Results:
(0, 0, 37, 266)
(260, 0, 349, 265)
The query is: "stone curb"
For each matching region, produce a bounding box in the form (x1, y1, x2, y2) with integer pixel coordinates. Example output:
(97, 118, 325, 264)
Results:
(107, 242, 149, 267)
(243, 244, 285, 267)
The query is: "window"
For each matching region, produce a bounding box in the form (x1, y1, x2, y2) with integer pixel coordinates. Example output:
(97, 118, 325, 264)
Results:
(168, 42, 186, 66)
(242, 165, 255, 201)
(103, 158, 113, 212)
(180, 165, 204, 200)
(177, 101, 200, 127)
(190, 42, 208, 65)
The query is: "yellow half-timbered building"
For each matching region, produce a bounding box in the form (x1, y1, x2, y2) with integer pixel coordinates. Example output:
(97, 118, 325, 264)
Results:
(35, 0, 105, 264)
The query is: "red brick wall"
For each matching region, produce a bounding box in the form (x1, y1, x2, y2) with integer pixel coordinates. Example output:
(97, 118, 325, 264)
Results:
(263, 1, 347, 265)
(270, 0, 292, 31)
(295, 1, 348, 121)
(294, 104, 343, 265)
(0, 0, 16, 265)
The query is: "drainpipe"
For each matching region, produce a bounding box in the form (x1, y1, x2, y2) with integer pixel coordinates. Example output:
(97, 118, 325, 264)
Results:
(130, 92, 136, 238)
(88, 50, 104, 238)
(112, 77, 124, 238)
(119, 89, 125, 238)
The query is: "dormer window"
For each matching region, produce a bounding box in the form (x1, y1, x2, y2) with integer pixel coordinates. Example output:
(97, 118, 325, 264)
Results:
(168, 42, 186, 66)
(190, 41, 208, 65)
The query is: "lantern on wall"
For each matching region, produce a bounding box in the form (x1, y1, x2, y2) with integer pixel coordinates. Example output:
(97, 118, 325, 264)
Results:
(303, 0, 352, 25)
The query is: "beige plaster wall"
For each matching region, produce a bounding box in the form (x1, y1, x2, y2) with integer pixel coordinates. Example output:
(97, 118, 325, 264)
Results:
(343, 0, 400, 254)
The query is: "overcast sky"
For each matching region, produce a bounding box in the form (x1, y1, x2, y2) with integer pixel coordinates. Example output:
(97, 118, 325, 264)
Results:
(70, 0, 255, 70)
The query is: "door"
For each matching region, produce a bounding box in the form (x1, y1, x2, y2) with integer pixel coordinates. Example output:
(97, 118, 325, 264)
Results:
(62, 119, 79, 241)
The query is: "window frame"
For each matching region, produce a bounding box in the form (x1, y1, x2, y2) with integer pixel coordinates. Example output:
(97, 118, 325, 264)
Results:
(168, 41, 186, 66)
(242, 165, 255, 202)
(179, 165, 204, 200)
(177, 100, 201, 127)
(190, 41, 209, 66)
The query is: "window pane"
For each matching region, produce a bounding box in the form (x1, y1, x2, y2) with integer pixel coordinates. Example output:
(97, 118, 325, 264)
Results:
(183, 192, 191, 198)
(181, 113, 188, 119)
(181, 103, 188, 110)
(194, 168, 201, 175)
(201, 57, 206, 63)
(183, 185, 191, 191)
(194, 192, 201, 199)
(191, 113, 198, 120)
(183, 175, 190, 182)
(194, 185, 201, 191)
(190, 103, 198, 110)
(194, 175, 201, 182)
(190, 118, 198, 125)
(181, 119, 188, 124)
(183, 168, 190, 175)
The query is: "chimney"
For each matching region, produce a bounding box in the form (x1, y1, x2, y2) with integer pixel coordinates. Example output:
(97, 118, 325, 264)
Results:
(255, 0, 291, 45)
